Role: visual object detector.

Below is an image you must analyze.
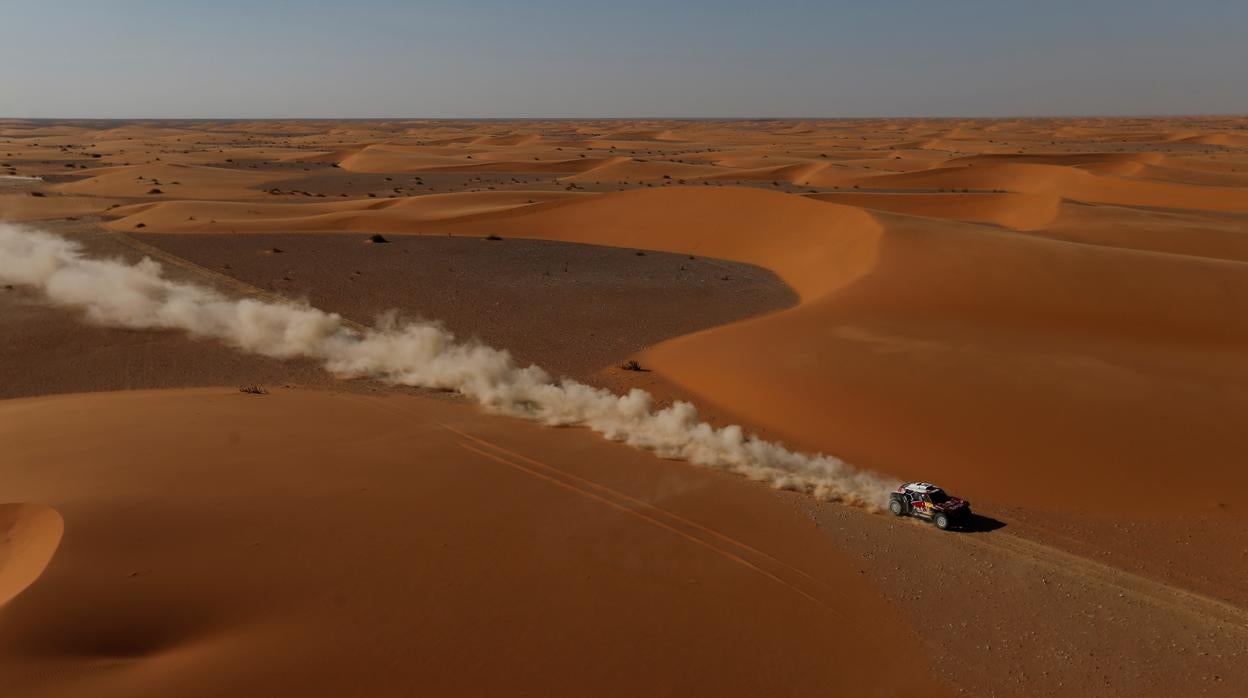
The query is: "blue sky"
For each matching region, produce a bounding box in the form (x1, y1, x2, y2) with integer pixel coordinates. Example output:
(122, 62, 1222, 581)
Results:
(2, 0, 1245, 117)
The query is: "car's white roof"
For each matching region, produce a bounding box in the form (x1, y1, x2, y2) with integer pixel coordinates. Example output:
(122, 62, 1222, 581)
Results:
(903, 482, 943, 493)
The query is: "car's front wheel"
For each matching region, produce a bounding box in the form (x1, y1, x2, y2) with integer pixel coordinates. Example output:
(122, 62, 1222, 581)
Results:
(934, 513, 950, 530)
(889, 499, 905, 516)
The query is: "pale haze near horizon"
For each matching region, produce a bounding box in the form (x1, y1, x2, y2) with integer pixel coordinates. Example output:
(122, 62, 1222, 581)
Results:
(2, 0, 1245, 119)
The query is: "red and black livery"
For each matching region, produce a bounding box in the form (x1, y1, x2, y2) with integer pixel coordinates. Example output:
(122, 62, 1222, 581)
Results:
(888, 482, 971, 530)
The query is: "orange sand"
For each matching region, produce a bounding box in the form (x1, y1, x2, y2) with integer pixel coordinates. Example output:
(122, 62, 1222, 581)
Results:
(4, 117, 1248, 696)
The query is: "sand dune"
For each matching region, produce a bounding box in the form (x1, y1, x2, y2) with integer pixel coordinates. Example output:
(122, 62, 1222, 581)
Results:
(103, 191, 581, 233)
(0, 194, 125, 222)
(948, 152, 1166, 168)
(701, 161, 832, 185)
(469, 133, 542, 147)
(1175, 133, 1248, 147)
(560, 157, 722, 183)
(1043, 203, 1248, 261)
(849, 161, 1248, 212)
(420, 187, 884, 300)
(311, 187, 1246, 516)
(0, 504, 63, 607)
(634, 200, 1246, 508)
(0, 388, 939, 697)
(53, 163, 278, 200)
(396, 185, 1248, 515)
(327, 145, 469, 173)
(807, 191, 1061, 230)
(4, 116, 1248, 696)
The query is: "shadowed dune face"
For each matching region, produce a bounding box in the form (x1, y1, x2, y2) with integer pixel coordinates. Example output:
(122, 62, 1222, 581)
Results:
(0, 504, 63, 607)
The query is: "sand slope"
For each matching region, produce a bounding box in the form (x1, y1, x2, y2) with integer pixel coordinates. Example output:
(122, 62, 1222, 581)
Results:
(420, 187, 884, 300)
(807, 191, 1061, 230)
(0, 388, 944, 698)
(0, 504, 63, 608)
(641, 213, 1248, 514)
(103, 191, 581, 233)
(405, 188, 1248, 515)
(849, 162, 1248, 213)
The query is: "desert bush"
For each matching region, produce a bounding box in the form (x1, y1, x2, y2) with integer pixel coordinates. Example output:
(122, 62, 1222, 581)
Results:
(238, 385, 268, 395)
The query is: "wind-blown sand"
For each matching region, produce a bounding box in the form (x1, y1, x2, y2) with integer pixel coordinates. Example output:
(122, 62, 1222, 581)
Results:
(3, 117, 1248, 696)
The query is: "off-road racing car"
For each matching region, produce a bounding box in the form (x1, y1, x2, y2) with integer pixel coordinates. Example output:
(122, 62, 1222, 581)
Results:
(888, 482, 971, 530)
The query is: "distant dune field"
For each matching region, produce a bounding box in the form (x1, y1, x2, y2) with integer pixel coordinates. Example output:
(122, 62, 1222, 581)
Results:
(3, 117, 1248, 696)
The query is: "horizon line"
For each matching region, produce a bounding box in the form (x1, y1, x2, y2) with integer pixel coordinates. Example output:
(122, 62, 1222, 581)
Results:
(4, 113, 1247, 123)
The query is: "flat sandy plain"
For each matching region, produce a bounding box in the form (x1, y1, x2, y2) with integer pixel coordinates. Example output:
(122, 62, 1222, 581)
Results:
(2, 117, 1248, 696)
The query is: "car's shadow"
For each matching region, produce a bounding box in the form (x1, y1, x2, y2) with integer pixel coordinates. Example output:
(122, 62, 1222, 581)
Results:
(954, 513, 1007, 533)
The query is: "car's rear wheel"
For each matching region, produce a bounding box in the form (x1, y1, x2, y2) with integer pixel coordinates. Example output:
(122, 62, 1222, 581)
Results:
(889, 499, 905, 516)
(934, 513, 950, 530)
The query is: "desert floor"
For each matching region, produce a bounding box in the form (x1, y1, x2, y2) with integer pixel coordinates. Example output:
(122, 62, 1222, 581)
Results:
(2, 117, 1248, 696)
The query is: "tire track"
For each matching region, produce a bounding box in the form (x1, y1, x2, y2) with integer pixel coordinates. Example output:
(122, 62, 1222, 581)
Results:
(455, 440, 829, 610)
(351, 394, 838, 613)
(443, 421, 826, 587)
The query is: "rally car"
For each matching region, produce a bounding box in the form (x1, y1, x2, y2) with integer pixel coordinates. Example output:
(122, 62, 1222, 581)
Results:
(888, 482, 971, 530)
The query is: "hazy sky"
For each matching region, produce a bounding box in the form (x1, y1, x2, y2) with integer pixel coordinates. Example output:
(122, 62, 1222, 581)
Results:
(2, 0, 1245, 118)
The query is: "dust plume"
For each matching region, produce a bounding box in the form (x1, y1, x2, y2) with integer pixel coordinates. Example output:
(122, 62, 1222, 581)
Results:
(0, 225, 894, 508)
